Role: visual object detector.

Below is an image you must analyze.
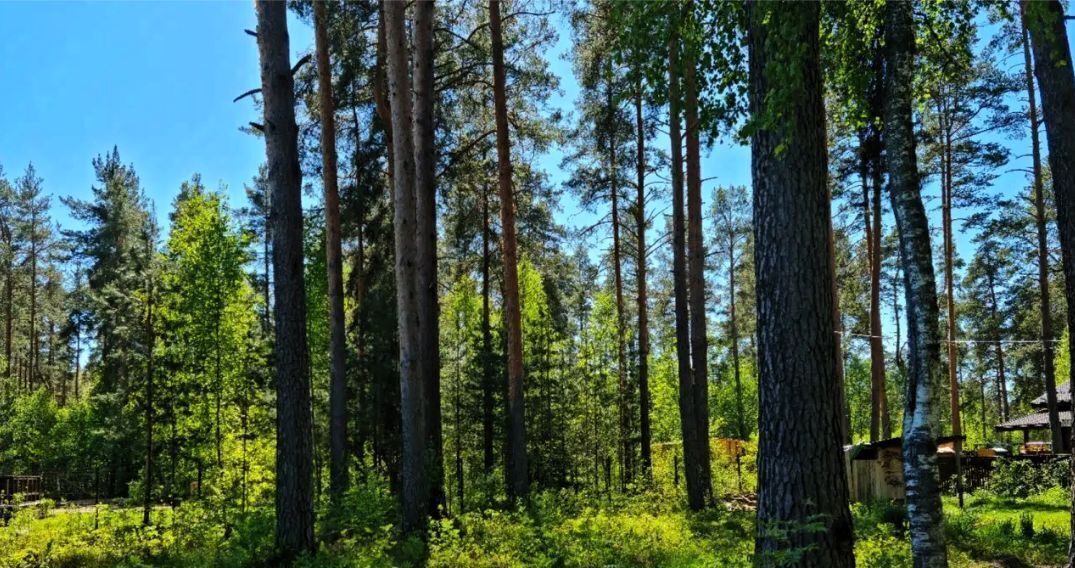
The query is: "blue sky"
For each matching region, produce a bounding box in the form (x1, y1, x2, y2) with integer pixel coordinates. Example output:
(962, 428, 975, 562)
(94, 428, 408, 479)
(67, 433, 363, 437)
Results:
(0, 2, 312, 228)
(0, 2, 751, 234)
(0, 2, 1053, 358)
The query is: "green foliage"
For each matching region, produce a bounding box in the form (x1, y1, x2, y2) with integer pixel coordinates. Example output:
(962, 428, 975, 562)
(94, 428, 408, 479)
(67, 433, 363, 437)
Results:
(2, 478, 1071, 567)
(1057, 329, 1070, 387)
(428, 491, 753, 568)
(984, 458, 1069, 498)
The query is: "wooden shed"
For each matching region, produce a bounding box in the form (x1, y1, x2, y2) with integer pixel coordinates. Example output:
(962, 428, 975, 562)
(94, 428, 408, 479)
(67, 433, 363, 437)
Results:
(845, 436, 963, 502)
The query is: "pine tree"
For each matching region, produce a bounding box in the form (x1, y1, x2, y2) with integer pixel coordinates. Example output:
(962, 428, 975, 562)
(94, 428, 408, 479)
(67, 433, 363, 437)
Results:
(253, 0, 315, 556)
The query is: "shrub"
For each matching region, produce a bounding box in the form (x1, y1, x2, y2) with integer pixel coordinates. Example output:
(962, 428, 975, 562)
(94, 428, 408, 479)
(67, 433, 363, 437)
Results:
(1019, 511, 1035, 538)
(985, 458, 1068, 498)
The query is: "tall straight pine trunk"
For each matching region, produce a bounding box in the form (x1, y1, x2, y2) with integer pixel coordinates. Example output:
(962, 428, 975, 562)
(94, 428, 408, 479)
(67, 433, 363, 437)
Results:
(667, 28, 703, 512)
(605, 65, 630, 488)
(254, 0, 315, 557)
(313, 0, 349, 502)
(489, 0, 529, 502)
(481, 181, 496, 473)
(748, 3, 854, 565)
(1019, 2, 1063, 451)
(385, 0, 428, 532)
(413, 0, 444, 518)
(683, 36, 711, 504)
(863, 119, 890, 441)
(939, 111, 964, 505)
(884, 2, 948, 565)
(634, 81, 652, 480)
(1024, 1, 1075, 562)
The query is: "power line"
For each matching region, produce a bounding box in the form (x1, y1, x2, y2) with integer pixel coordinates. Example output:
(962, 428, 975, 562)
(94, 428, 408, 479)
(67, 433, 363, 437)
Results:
(835, 330, 1061, 345)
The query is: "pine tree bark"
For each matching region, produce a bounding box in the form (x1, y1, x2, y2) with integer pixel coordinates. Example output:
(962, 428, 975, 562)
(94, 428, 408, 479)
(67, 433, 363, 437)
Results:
(863, 125, 890, 441)
(481, 181, 496, 473)
(413, 0, 444, 518)
(313, 0, 349, 503)
(884, 1, 948, 564)
(667, 29, 703, 512)
(939, 101, 964, 505)
(748, 3, 854, 565)
(606, 63, 630, 489)
(489, 0, 529, 502)
(868, 52, 892, 440)
(634, 82, 652, 481)
(1020, 2, 1063, 452)
(1025, 2, 1075, 562)
(254, 0, 315, 557)
(385, 0, 428, 532)
(683, 36, 712, 504)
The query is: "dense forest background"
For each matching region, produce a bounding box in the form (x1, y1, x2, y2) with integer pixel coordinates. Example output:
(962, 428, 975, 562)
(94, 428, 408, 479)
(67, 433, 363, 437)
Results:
(2, 0, 1075, 566)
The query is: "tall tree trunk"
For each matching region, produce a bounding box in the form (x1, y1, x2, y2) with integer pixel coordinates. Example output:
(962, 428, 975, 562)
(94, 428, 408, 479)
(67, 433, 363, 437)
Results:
(606, 64, 630, 489)
(313, 0, 350, 502)
(830, 196, 851, 447)
(634, 81, 652, 481)
(868, 51, 891, 439)
(489, 0, 528, 502)
(986, 271, 1009, 422)
(350, 98, 369, 470)
(385, 0, 427, 532)
(863, 151, 881, 443)
(728, 236, 745, 492)
(667, 28, 703, 512)
(873, 166, 891, 438)
(683, 33, 711, 504)
(28, 216, 37, 387)
(940, 102, 964, 506)
(892, 259, 907, 375)
(884, 2, 948, 564)
(4, 263, 11, 382)
(749, 3, 854, 565)
(254, 0, 315, 556)
(1020, 2, 1064, 452)
(413, 0, 444, 518)
(1025, 2, 1075, 562)
(863, 129, 890, 442)
(481, 181, 496, 473)
(142, 275, 155, 527)
(73, 304, 81, 401)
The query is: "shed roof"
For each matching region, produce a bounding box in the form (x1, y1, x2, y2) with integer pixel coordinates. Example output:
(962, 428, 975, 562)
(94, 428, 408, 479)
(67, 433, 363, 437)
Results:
(847, 435, 964, 461)
(995, 410, 1073, 431)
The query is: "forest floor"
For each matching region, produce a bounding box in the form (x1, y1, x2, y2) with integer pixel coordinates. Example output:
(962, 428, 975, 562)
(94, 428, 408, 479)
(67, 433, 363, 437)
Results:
(0, 483, 1068, 567)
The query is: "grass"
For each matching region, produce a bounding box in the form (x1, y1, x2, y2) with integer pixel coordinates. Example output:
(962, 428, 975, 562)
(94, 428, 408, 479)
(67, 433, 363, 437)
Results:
(0, 486, 1069, 567)
(941, 487, 1069, 567)
(943, 488, 1070, 532)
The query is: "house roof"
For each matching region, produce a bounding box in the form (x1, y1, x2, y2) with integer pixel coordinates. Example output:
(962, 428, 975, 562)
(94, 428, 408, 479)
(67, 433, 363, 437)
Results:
(995, 410, 1073, 431)
(1031, 382, 1071, 408)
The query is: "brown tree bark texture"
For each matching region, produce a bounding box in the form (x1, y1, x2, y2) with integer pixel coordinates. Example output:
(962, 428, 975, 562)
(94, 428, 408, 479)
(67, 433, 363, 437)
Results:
(748, 3, 853, 566)
(254, 0, 315, 556)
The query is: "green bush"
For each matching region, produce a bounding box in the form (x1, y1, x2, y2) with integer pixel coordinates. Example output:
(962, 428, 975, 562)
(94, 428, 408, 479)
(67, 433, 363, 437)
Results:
(985, 458, 1068, 498)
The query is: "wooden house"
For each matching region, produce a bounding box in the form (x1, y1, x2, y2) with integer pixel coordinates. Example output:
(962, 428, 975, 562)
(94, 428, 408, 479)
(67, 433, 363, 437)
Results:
(995, 381, 1073, 453)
